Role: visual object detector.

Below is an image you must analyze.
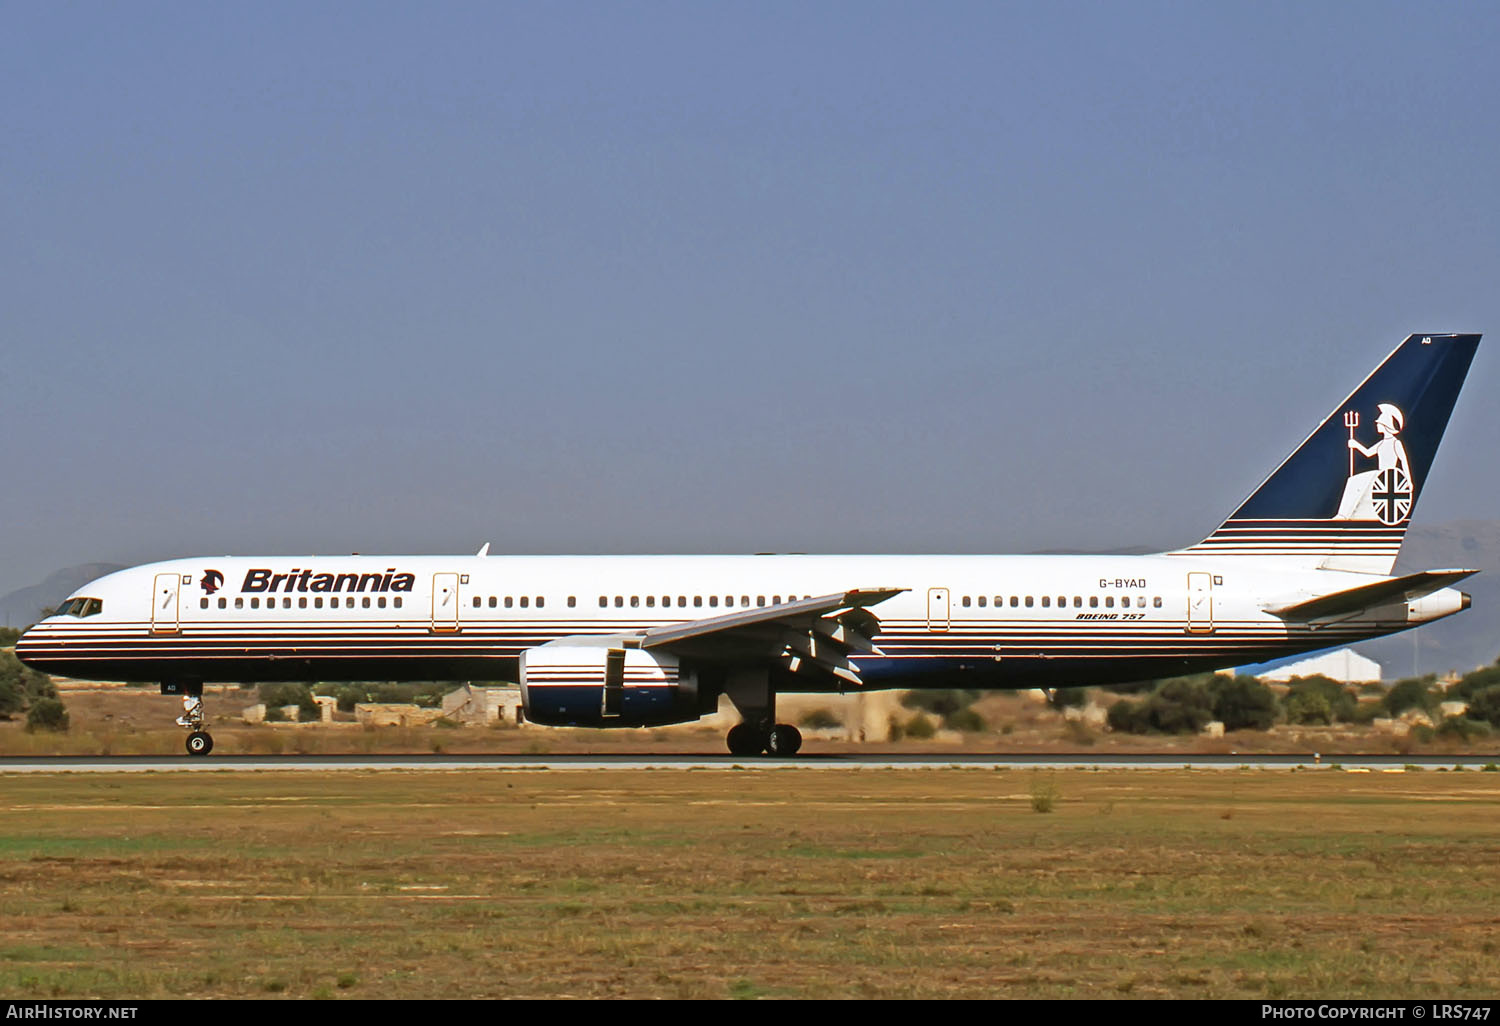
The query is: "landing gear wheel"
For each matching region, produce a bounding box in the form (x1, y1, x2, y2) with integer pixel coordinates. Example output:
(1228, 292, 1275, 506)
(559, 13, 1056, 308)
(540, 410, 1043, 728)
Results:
(766, 724, 802, 757)
(726, 723, 766, 757)
(186, 731, 214, 757)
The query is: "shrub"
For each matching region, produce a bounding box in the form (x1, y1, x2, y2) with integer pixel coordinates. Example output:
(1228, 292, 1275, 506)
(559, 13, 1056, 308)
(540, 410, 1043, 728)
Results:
(903, 714, 937, 739)
(1437, 716, 1492, 742)
(1048, 687, 1089, 710)
(945, 707, 987, 732)
(25, 698, 68, 732)
(1284, 674, 1357, 722)
(1210, 675, 1276, 731)
(1448, 662, 1500, 703)
(799, 707, 842, 730)
(1285, 691, 1333, 726)
(901, 690, 979, 718)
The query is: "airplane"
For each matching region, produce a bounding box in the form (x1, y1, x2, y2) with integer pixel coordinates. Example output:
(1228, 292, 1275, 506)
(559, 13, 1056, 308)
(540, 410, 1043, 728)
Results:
(15, 333, 1481, 757)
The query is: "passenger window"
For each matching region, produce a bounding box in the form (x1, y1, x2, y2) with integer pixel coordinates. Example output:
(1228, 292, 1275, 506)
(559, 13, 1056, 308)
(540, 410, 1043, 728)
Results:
(678, 597, 687, 607)
(694, 596, 703, 607)
(298, 597, 307, 609)
(773, 596, 781, 604)
(757, 596, 766, 607)
(314, 597, 323, 609)
(378, 597, 386, 609)
(200, 598, 209, 609)
(1105, 596, 1114, 608)
(394, 597, 402, 609)
(489, 596, 498, 608)
(1041, 596, 1050, 608)
(1024, 596, 1033, 608)
(1089, 596, 1098, 608)
(1121, 596, 1130, 608)
(977, 596, 986, 608)
(472, 596, 481, 608)
(362, 597, 371, 608)
(1153, 596, 1162, 608)
(599, 596, 608, 608)
(218, 597, 227, 609)
(235, 597, 244, 609)
(709, 596, 718, 607)
(537, 597, 544, 608)
(741, 596, 750, 607)
(615, 596, 624, 608)
(505, 596, 514, 608)
(520, 596, 529, 608)
(962, 596, 971, 607)
(646, 595, 656, 608)
(568, 596, 576, 608)
(250, 598, 260, 609)
(1010, 596, 1019, 608)
(1074, 596, 1082, 608)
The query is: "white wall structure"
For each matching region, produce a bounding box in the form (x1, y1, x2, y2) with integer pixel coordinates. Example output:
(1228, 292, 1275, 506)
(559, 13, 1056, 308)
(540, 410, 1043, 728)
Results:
(1254, 648, 1383, 684)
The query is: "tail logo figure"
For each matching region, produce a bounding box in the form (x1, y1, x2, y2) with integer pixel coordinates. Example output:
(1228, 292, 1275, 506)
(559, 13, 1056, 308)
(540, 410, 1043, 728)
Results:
(1340, 402, 1412, 524)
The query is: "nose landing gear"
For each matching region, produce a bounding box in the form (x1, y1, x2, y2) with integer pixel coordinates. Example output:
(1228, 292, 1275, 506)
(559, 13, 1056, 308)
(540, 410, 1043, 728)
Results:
(163, 683, 214, 756)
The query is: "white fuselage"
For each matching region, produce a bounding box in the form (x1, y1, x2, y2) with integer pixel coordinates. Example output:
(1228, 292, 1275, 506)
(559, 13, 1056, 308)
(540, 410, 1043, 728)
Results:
(14, 553, 1464, 690)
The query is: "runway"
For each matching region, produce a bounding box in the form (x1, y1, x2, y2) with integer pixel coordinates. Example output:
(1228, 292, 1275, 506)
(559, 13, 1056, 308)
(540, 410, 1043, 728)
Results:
(2, 752, 1497, 772)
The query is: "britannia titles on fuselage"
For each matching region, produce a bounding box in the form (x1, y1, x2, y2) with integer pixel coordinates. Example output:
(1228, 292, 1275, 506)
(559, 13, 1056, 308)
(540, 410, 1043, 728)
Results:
(237, 568, 417, 594)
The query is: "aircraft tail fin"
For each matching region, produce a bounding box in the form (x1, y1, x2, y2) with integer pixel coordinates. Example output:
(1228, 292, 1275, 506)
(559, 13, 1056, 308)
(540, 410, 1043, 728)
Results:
(1172, 333, 1480, 574)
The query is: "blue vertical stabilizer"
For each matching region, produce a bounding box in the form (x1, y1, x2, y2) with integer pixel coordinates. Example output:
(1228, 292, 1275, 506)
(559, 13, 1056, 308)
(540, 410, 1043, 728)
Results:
(1173, 333, 1480, 573)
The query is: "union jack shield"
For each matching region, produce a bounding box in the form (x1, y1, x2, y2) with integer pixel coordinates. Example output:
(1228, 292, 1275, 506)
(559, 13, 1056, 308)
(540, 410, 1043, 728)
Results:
(1372, 468, 1412, 525)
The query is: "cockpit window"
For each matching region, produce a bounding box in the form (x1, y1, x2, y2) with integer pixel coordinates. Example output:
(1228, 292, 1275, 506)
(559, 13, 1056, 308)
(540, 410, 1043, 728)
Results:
(54, 597, 103, 617)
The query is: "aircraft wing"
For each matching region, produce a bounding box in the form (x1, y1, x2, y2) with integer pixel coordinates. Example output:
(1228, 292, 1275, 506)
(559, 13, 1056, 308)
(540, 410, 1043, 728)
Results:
(1267, 569, 1477, 622)
(639, 588, 906, 687)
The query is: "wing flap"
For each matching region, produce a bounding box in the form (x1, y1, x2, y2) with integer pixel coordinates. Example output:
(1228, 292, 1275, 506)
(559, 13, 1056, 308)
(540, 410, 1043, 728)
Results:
(1268, 569, 1477, 621)
(640, 587, 905, 686)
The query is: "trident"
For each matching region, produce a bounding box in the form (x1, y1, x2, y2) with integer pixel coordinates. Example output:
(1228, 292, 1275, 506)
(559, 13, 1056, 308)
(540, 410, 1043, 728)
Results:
(1343, 409, 1360, 476)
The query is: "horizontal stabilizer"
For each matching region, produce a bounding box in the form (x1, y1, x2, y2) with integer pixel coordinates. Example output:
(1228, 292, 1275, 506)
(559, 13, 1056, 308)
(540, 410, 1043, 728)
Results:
(1268, 569, 1477, 621)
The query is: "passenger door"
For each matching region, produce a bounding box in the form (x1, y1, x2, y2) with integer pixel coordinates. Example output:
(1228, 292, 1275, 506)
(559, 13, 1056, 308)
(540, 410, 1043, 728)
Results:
(431, 572, 460, 632)
(151, 573, 180, 634)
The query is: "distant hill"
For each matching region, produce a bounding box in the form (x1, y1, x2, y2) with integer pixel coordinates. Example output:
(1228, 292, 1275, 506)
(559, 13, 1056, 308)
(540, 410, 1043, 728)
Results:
(0, 563, 125, 630)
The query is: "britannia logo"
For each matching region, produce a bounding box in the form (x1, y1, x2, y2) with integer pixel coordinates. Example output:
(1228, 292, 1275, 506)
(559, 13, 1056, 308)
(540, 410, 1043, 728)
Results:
(1338, 402, 1413, 525)
(199, 570, 225, 595)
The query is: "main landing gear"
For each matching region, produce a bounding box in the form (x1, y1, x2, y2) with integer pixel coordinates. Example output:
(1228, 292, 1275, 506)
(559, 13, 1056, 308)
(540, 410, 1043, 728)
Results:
(722, 669, 801, 757)
(163, 683, 214, 756)
(726, 721, 802, 757)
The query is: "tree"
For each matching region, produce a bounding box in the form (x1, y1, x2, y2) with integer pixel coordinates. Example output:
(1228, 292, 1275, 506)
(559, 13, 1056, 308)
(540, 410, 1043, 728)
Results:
(1210, 675, 1276, 731)
(1467, 686, 1500, 729)
(1284, 674, 1357, 722)
(1384, 676, 1438, 716)
(1448, 662, 1500, 703)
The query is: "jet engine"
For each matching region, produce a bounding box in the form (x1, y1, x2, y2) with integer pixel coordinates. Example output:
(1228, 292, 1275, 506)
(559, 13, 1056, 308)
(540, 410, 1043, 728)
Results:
(518, 639, 712, 727)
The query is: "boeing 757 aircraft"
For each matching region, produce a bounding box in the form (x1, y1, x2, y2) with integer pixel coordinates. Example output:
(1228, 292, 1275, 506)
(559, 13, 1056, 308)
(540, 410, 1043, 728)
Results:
(16, 333, 1481, 756)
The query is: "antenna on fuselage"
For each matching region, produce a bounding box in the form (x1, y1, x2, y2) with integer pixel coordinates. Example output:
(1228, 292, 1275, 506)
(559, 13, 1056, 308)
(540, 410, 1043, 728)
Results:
(476, 543, 491, 557)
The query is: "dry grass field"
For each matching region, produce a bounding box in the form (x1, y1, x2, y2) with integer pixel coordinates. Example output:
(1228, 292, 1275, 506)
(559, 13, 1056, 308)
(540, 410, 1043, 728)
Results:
(2, 767, 1499, 999)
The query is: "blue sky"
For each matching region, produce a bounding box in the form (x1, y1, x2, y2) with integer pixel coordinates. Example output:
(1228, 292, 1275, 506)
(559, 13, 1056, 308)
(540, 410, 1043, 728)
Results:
(3, 2, 1498, 597)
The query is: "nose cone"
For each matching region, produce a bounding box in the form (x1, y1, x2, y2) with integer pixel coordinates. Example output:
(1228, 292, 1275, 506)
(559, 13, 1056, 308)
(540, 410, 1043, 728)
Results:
(12, 624, 40, 667)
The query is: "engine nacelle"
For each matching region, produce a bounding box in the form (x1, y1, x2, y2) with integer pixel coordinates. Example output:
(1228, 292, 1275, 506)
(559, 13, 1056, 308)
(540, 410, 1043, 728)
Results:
(518, 639, 707, 727)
